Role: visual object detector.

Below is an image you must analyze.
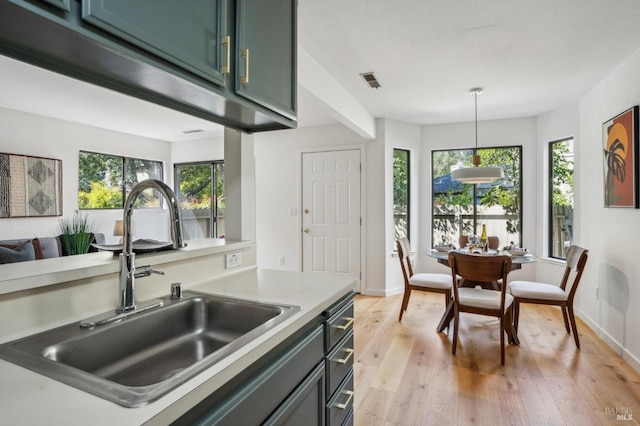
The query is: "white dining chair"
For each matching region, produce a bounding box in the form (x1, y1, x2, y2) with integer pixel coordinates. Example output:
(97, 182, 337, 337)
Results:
(508, 245, 589, 348)
(397, 237, 452, 322)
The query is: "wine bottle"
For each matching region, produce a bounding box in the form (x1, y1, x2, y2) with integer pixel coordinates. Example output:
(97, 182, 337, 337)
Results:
(480, 224, 488, 251)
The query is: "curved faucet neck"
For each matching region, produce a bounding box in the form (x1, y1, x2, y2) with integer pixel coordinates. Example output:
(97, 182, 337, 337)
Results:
(118, 179, 184, 313)
(122, 179, 185, 254)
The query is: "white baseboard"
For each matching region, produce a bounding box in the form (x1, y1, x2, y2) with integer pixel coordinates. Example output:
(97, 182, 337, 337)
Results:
(360, 286, 403, 297)
(576, 308, 640, 374)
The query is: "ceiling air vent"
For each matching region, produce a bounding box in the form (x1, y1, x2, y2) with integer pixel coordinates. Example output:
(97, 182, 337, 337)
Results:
(360, 72, 380, 89)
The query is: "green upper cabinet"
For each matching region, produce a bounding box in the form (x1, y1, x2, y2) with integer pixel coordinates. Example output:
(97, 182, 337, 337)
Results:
(0, 0, 296, 132)
(235, 0, 296, 120)
(41, 0, 70, 11)
(82, 0, 228, 87)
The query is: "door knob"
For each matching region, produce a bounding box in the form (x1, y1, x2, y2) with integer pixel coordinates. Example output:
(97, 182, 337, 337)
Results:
(303, 228, 311, 233)
(304, 208, 309, 214)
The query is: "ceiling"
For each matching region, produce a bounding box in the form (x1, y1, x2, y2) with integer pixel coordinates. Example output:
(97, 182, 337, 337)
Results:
(2, 0, 640, 141)
(298, 0, 640, 125)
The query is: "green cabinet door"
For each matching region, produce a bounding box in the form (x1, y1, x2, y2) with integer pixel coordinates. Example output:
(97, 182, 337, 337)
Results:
(82, 0, 229, 86)
(40, 0, 70, 11)
(235, 0, 296, 120)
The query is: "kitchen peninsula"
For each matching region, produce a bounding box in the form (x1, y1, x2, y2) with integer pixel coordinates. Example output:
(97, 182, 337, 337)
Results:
(0, 239, 355, 425)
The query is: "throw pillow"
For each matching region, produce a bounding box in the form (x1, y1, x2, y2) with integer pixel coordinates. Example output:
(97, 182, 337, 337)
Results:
(0, 240, 36, 264)
(32, 238, 45, 260)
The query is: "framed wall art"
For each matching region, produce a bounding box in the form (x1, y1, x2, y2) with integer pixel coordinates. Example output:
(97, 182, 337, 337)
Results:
(0, 153, 62, 218)
(603, 106, 639, 208)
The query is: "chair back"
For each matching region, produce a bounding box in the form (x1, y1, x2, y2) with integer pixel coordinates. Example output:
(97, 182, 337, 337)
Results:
(458, 235, 500, 250)
(560, 245, 589, 301)
(396, 237, 414, 286)
(448, 251, 512, 310)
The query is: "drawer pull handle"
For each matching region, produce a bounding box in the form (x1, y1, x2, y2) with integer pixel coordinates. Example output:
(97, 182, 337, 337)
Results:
(241, 48, 250, 84)
(333, 348, 354, 364)
(333, 390, 354, 410)
(333, 317, 354, 330)
(221, 35, 231, 74)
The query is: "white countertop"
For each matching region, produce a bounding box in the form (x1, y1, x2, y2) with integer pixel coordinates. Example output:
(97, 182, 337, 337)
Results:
(0, 268, 356, 425)
(0, 238, 252, 295)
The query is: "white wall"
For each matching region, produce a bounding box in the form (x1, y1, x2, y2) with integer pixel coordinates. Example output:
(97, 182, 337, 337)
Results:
(252, 123, 375, 282)
(573, 46, 640, 370)
(170, 136, 224, 164)
(382, 119, 422, 296)
(534, 47, 640, 370)
(0, 107, 173, 244)
(0, 107, 228, 245)
(419, 117, 538, 284)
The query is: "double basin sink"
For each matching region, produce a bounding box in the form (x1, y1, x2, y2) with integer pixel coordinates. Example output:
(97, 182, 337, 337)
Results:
(0, 291, 301, 407)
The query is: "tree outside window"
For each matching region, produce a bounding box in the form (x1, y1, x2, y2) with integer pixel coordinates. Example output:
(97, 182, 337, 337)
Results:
(549, 138, 574, 259)
(78, 151, 164, 209)
(174, 162, 224, 239)
(393, 149, 410, 241)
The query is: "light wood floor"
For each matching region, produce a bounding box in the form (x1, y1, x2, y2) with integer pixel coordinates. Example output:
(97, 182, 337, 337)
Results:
(353, 292, 640, 426)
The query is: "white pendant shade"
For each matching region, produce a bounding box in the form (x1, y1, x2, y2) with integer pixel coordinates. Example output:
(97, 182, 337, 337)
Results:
(451, 165, 504, 184)
(451, 87, 504, 184)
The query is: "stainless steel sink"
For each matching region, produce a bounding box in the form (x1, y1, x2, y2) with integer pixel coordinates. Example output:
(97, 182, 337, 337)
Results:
(0, 291, 301, 407)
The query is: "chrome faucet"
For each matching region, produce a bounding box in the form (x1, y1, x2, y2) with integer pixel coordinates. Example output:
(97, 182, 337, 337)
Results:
(117, 179, 186, 314)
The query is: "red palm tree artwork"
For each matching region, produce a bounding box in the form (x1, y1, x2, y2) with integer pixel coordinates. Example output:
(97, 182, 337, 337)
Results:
(603, 106, 638, 208)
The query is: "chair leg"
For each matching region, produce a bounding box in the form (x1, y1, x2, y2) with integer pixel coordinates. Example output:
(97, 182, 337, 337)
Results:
(505, 307, 519, 345)
(452, 310, 459, 355)
(567, 304, 580, 349)
(513, 299, 520, 333)
(398, 288, 411, 321)
(561, 305, 570, 333)
(500, 316, 505, 365)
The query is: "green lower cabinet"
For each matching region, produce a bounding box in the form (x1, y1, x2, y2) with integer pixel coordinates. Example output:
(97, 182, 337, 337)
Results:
(173, 292, 354, 426)
(326, 370, 354, 426)
(264, 363, 325, 426)
(323, 293, 355, 426)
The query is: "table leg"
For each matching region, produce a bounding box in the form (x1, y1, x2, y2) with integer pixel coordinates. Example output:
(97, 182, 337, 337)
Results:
(437, 300, 454, 332)
(506, 308, 520, 345)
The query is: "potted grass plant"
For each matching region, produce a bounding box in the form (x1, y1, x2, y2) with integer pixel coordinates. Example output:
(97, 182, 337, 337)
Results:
(58, 213, 94, 255)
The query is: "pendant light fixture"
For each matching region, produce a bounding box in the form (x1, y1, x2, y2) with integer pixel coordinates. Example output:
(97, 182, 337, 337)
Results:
(451, 88, 504, 184)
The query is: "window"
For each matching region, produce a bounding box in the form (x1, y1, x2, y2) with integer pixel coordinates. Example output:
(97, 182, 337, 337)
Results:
(393, 149, 410, 240)
(174, 161, 225, 239)
(78, 151, 163, 209)
(432, 146, 522, 248)
(549, 138, 574, 259)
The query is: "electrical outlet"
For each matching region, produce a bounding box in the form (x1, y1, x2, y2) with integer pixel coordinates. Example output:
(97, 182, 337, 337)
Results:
(279, 256, 285, 265)
(225, 253, 241, 269)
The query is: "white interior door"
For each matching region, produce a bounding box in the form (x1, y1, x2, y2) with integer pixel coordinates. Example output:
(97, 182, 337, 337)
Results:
(302, 149, 361, 290)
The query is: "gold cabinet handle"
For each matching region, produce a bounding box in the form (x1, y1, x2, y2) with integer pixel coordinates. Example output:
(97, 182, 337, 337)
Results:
(333, 390, 354, 410)
(241, 48, 249, 84)
(221, 36, 230, 74)
(333, 316, 354, 330)
(332, 348, 354, 365)
(303, 228, 311, 233)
